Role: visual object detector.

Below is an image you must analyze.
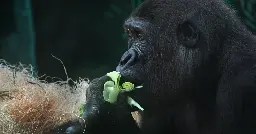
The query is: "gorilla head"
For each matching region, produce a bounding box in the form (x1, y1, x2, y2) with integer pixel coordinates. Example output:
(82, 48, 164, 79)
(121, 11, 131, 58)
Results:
(116, 0, 251, 110)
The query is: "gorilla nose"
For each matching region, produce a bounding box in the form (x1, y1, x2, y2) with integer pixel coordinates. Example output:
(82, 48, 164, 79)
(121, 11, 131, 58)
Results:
(117, 49, 137, 71)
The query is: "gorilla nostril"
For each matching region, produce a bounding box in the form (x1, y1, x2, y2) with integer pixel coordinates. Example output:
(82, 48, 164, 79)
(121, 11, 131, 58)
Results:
(119, 49, 137, 67)
(120, 53, 132, 65)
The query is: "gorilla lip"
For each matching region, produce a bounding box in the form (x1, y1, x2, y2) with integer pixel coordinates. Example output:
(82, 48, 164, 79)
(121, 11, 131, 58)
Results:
(119, 72, 144, 87)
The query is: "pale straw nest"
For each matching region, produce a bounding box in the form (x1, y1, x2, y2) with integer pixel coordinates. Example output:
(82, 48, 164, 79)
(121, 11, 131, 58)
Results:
(0, 60, 140, 134)
(0, 60, 88, 134)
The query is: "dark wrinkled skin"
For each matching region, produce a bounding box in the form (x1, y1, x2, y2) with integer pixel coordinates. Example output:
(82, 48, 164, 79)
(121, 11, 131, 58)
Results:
(53, 0, 256, 134)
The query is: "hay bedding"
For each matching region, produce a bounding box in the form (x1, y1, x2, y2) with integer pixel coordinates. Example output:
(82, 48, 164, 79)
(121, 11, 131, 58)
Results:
(0, 60, 88, 134)
(0, 60, 140, 134)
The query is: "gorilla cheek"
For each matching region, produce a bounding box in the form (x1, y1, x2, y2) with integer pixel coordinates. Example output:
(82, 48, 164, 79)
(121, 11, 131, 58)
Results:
(141, 46, 202, 102)
(174, 45, 201, 79)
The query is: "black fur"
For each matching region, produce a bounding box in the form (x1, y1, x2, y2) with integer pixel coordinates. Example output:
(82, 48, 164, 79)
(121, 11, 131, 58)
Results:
(62, 0, 256, 134)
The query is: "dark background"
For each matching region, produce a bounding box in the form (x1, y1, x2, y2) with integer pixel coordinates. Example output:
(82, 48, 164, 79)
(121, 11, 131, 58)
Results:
(0, 0, 255, 80)
(0, 0, 142, 80)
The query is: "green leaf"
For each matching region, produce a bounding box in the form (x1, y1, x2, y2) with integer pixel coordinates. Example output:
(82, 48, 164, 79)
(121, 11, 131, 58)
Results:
(78, 104, 85, 117)
(103, 81, 120, 103)
(135, 85, 143, 88)
(127, 97, 144, 111)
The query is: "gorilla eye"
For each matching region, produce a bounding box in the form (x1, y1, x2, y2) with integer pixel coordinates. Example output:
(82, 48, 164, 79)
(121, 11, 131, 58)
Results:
(125, 28, 132, 38)
(125, 27, 143, 39)
(132, 27, 143, 38)
(177, 21, 199, 48)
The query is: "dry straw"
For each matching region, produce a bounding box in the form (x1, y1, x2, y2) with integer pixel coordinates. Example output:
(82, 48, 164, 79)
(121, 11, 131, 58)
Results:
(0, 59, 141, 134)
(0, 60, 88, 134)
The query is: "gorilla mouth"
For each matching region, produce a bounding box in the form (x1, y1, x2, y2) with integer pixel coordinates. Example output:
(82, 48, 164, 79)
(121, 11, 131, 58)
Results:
(117, 70, 148, 110)
(119, 72, 144, 88)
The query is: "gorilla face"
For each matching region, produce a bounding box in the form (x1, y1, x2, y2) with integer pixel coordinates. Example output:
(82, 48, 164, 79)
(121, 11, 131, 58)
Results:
(116, 0, 226, 109)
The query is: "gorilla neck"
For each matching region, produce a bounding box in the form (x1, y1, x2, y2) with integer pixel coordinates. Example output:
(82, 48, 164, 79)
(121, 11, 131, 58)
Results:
(162, 100, 216, 134)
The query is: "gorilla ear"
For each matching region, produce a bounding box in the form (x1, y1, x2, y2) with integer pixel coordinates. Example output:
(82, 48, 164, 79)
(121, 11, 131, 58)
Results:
(177, 20, 200, 48)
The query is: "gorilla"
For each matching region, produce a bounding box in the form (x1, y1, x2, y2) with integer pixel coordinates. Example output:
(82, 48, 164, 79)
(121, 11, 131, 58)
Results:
(61, 0, 256, 134)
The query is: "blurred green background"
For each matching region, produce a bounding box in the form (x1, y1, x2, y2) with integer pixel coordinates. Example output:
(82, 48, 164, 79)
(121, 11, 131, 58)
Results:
(0, 0, 255, 80)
